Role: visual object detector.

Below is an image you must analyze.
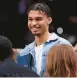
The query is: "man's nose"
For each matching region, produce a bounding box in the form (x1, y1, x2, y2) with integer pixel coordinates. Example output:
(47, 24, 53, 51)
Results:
(32, 20, 37, 26)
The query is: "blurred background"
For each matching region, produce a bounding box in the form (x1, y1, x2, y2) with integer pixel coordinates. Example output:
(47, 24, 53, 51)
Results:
(0, 0, 77, 48)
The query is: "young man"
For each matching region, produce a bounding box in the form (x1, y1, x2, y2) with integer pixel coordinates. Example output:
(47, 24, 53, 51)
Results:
(17, 3, 72, 76)
(0, 36, 39, 77)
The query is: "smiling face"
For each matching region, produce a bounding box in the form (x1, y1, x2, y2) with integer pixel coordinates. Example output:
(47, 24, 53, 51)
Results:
(28, 10, 52, 36)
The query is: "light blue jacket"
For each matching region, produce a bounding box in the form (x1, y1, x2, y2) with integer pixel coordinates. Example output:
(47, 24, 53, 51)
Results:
(17, 33, 71, 76)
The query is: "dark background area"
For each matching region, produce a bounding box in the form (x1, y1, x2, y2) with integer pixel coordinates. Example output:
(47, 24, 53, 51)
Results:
(0, 0, 77, 48)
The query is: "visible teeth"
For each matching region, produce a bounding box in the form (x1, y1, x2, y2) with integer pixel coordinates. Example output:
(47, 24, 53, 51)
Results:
(32, 28, 38, 31)
(33, 28, 37, 29)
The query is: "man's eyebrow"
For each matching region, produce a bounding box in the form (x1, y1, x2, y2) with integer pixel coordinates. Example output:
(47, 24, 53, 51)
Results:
(36, 17, 42, 18)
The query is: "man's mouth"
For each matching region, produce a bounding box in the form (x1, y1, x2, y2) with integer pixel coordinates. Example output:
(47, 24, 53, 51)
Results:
(32, 28, 39, 31)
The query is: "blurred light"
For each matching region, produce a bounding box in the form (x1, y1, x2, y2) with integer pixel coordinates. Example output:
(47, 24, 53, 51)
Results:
(57, 27, 63, 34)
(67, 36, 76, 44)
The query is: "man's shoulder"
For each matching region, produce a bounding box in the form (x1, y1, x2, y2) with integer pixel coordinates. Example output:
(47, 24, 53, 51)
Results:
(23, 41, 35, 50)
(50, 33, 71, 45)
(19, 41, 35, 56)
(0, 62, 39, 77)
(58, 36, 71, 45)
(27, 41, 35, 48)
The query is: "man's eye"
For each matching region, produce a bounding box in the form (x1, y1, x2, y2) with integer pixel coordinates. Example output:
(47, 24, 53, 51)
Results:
(36, 19, 42, 21)
(28, 19, 32, 21)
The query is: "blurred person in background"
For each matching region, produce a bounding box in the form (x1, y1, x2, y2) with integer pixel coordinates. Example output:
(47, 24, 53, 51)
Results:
(0, 36, 39, 77)
(46, 44, 77, 77)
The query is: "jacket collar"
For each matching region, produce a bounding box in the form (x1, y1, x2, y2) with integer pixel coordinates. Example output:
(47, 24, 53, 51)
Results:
(28, 32, 59, 50)
(46, 32, 58, 42)
(33, 33, 59, 43)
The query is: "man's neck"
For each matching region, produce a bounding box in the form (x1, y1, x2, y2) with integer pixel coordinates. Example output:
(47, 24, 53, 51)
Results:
(35, 32, 50, 46)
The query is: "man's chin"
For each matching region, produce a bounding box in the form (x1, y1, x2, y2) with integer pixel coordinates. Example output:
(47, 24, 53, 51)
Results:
(32, 33, 40, 36)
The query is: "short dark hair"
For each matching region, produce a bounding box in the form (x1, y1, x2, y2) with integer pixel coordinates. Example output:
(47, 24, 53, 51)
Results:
(27, 3, 52, 17)
(0, 36, 13, 61)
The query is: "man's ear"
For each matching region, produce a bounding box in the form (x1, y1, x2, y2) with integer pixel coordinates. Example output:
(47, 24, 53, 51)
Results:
(48, 17, 52, 24)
